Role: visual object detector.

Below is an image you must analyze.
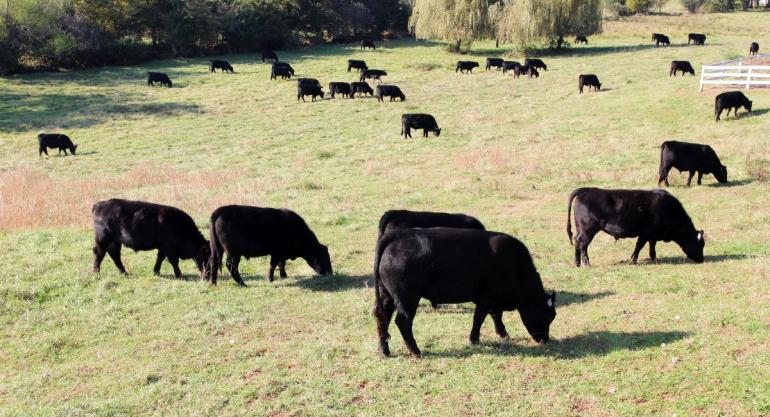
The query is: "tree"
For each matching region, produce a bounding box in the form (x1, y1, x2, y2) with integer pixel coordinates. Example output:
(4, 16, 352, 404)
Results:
(409, 0, 497, 52)
(496, 0, 602, 50)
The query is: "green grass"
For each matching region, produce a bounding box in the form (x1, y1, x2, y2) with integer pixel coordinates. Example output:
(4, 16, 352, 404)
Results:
(1, 7, 770, 417)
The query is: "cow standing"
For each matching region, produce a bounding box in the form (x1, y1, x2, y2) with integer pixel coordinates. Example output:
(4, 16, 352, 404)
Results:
(270, 62, 294, 80)
(750, 42, 759, 56)
(688, 33, 706, 45)
(376, 85, 405, 102)
(209, 60, 234, 73)
(502, 61, 521, 74)
(361, 40, 376, 50)
(486, 58, 504, 71)
(652, 33, 670, 46)
(715, 91, 752, 121)
(38, 133, 77, 156)
(262, 50, 278, 63)
(575, 35, 588, 44)
(401, 114, 440, 138)
(360, 69, 387, 83)
(658, 141, 727, 187)
(456, 61, 479, 73)
(670, 61, 695, 77)
(297, 83, 324, 102)
(329, 82, 352, 98)
(351, 81, 374, 97)
(524, 58, 547, 71)
(578, 74, 601, 93)
(378, 210, 485, 237)
(147, 72, 172, 87)
(347, 60, 368, 72)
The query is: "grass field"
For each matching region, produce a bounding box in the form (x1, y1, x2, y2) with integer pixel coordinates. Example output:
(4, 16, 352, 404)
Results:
(1, 5, 770, 416)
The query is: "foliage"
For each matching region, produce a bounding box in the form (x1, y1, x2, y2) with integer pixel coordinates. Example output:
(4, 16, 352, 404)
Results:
(681, 0, 706, 12)
(497, 0, 603, 49)
(409, 0, 497, 52)
(702, 0, 736, 11)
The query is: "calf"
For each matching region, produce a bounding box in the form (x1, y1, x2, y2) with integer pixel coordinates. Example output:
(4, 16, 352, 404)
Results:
(92, 199, 210, 279)
(658, 140, 727, 187)
(374, 228, 556, 357)
(750, 42, 759, 56)
(207, 205, 332, 285)
(688, 33, 706, 45)
(578, 74, 601, 93)
(652, 33, 670, 46)
(715, 91, 752, 122)
(670, 60, 695, 77)
(377, 210, 485, 238)
(361, 40, 376, 50)
(262, 50, 278, 63)
(38, 133, 77, 156)
(347, 59, 368, 72)
(524, 58, 547, 71)
(376, 85, 405, 102)
(328, 82, 352, 98)
(351, 81, 374, 97)
(567, 188, 705, 266)
(360, 69, 387, 83)
(298, 83, 324, 102)
(209, 60, 233, 73)
(401, 113, 440, 138)
(147, 72, 172, 88)
(575, 35, 588, 44)
(502, 61, 521, 74)
(486, 58, 504, 71)
(515, 64, 539, 78)
(456, 61, 479, 74)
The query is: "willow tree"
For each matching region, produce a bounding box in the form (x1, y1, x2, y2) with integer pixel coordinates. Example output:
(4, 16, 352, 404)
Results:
(409, 0, 497, 51)
(497, 0, 602, 50)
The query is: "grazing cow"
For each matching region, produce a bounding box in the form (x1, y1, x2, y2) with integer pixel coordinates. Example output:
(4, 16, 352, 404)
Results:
(524, 58, 547, 71)
(207, 205, 332, 285)
(351, 81, 374, 97)
(688, 33, 706, 45)
(298, 83, 324, 102)
(575, 35, 588, 44)
(486, 58, 504, 71)
(361, 40, 376, 50)
(262, 50, 278, 63)
(658, 140, 727, 187)
(714, 91, 752, 122)
(456, 61, 479, 74)
(328, 82, 352, 98)
(147, 72, 172, 88)
(578, 74, 601, 93)
(376, 85, 405, 102)
(401, 113, 440, 138)
(297, 78, 321, 88)
(347, 59, 368, 72)
(92, 199, 210, 279)
(209, 60, 234, 73)
(373, 227, 556, 357)
(566, 188, 705, 266)
(360, 69, 387, 83)
(271, 66, 292, 80)
(377, 210, 485, 238)
(38, 133, 77, 156)
(750, 42, 759, 56)
(515, 64, 539, 78)
(670, 60, 695, 77)
(652, 33, 670, 46)
(502, 61, 521, 74)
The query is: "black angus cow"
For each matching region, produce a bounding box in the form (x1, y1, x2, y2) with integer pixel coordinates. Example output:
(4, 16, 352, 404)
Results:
(502, 61, 521, 74)
(376, 85, 405, 102)
(688, 33, 706, 45)
(575, 35, 588, 44)
(329, 82, 352, 98)
(578, 74, 601, 93)
(147, 72, 172, 87)
(566, 188, 705, 266)
(715, 91, 752, 121)
(658, 140, 727, 187)
(515, 64, 539, 78)
(298, 83, 324, 102)
(361, 40, 376, 50)
(524, 58, 547, 71)
(207, 205, 332, 285)
(670, 60, 695, 77)
(270, 62, 294, 80)
(348, 59, 368, 72)
(486, 58, 504, 71)
(377, 210, 485, 237)
(262, 50, 278, 63)
(92, 199, 210, 279)
(360, 69, 387, 83)
(351, 81, 374, 97)
(209, 60, 234, 73)
(401, 114, 440, 138)
(373, 227, 556, 357)
(652, 33, 670, 46)
(750, 42, 759, 56)
(38, 133, 77, 156)
(297, 78, 321, 88)
(456, 61, 479, 74)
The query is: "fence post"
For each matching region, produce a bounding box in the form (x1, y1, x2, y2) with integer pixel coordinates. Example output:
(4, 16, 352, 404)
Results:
(746, 67, 752, 90)
(699, 66, 704, 91)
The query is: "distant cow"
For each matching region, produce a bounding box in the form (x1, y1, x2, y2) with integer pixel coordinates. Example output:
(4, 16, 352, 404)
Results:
(578, 74, 601, 93)
(652, 33, 670, 46)
(92, 199, 210, 279)
(670, 61, 695, 77)
(361, 40, 376, 50)
(502, 61, 521, 74)
(328, 82, 352, 98)
(38, 133, 77, 156)
(376, 85, 405, 102)
(147, 72, 172, 87)
(567, 188, 705, 266)
(351, 81, 374, 97)
(209, 60, 233, 73)
(524, 58, 547, 71)
(373, 227, 556, 357)
(348, 59, 368, 72)
(456, 61, 479, 74)
(515, 64, 539, 78)
(401, 113, 440, 138)
(750, 42, 759, 56)
(270, 62, 294, 80)
(714, 91, 752, 122)
(262, 50, 278, 63)
(486, 58, 504, 71)
(688, 33, 706, 45)
(575, 35, 588, 44)
(207, 205, 332, 285)
(298, 83, 324, 102)
(658, 140, 727, 187)
(377, 210, 485, 238)
(360, 69, 387, 83)
(297, 78, 321, 88)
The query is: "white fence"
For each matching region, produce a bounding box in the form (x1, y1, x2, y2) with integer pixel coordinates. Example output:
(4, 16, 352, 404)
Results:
(700, 63, 770, 91)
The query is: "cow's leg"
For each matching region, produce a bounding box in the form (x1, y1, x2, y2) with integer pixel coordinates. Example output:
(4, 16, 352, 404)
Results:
(490, 312, 509, 339)
(649, 241, 657, 262)
(686, 171, 695, 186)
(574, 243, 582, 267)
(153, 251, 165, 276)
(93, 244, 107, 273)
(168, 256, 182, 279)
(279, 260, 287, 278)
(226, 255, 246, 286)
(576, 227, 598, 267)
(394, 299, 421, 357)
(373, 285, 395, 357)
(107, 244, 127, 275)
(697, 171, 703, 185)
(469, 302, 489, 344)
(631, 238, 647, 264)
(658, 166, 671, 187)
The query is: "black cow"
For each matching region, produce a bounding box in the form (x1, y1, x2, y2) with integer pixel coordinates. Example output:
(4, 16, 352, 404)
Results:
(486, 58, 504, 71)
(377, 210, 485, 237)
(524, 58, 547, 71)
(456, 61, 479, 74)
(515, 64, 539, 78)
(360, 69, 387, 83)
(209, 60, 233, 73)
(207, 205, 332, 285)
(715, 91, 752, 122)
(688, 33, 706, 45)
(502, 61, 521, 74)
(361, 40, 376, 50)
(297, 78, 321, 88)
(670, 60, 695, 77)
(298, 83, 324, 102)
(376, 85, 405, 102)
(351, 81, 374, 97)
(750, 42, 759, 56)
(348, 59, 368, 72)
(373, 227, 556, 357)
(401, 113, 440, 138)
(658, 140, 727, 187)
(652, 33, 670, 46)
(147, 72, 172, 88)
(575, 35, 588, 44)
(578, 74, 601, 93)
(262, 50, 279, 63)
(329, 82, 352, 98)
(38, 133, 77, 156)
(92, 199, 210, 279)
(270, 62, 294, 80)
(566, 188, 705, 266)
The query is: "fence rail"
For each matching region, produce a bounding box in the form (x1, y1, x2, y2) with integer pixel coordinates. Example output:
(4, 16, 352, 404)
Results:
(700, 63, 770, 91)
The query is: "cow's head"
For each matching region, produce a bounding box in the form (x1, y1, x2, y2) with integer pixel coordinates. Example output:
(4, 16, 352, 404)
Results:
(746, 100, 753, 113)
(681, 230, 705, 263)
(166, 79, 173, 88)
(520, 291, 556, 344)
(71, 144, 78, 154)
(307, 244, 333, 276)
(597, 82, 602, 90)
(433, 128, 441, 137)
(195, 242, 212, 274)
(715, 165, 728, 183)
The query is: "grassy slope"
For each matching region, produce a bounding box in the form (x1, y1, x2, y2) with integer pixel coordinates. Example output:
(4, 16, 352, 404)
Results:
(1, 7, 769, 417)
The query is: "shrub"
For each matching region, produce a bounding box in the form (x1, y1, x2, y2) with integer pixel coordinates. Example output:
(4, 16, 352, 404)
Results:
(681, 0, 706, 12)
(702, 0, 736, 12)
(626, 0, 654, 12)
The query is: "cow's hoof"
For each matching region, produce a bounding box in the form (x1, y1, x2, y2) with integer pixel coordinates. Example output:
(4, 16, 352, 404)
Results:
(469, 336, 480, 345)
(409, 351, 423, 359)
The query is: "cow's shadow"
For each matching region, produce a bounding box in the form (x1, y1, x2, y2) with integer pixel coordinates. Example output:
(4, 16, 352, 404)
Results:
(651, 254, 751, 264)
(556, 290, 614, 307)
(707, 178, 753, 188)
(284, 273, 372, 292)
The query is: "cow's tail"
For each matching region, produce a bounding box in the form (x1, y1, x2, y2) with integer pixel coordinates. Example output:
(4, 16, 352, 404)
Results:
(208, 213, 224, 281)
(566, 189, 582, 245)
(372, 230, 403, 317)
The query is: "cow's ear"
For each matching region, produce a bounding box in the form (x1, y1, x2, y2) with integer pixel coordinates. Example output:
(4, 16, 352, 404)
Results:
(697, 230, 704, 242)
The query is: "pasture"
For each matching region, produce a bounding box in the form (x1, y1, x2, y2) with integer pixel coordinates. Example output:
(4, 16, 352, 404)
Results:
(1, 7, 769, 417)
